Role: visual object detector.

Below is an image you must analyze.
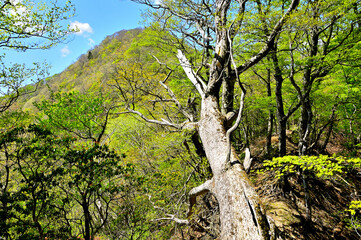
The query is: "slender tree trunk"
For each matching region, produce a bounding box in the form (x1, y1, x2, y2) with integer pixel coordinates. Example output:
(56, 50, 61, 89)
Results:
(82, 196, 91, 240)
(197, 96, 271, 239)
(274, 76, 287, 157)
(31, 191, 44, 240)
(265, 71, 274, 158)
(266, 113, 274, 157)
(1, 146, 11, 239)
(298, 23, 318, 156)
(321, 120, 334, 153)
(299, 94, 313, 156)
(271, 47, 288, 157)
(1, 165, 10, 239)
(278, 119, 287, 157)
(301, 170, 311, 223)
(312, 105, 336, 153)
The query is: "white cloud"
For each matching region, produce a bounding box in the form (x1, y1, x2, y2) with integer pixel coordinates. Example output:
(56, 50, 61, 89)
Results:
(10, 0, 21, 4)
(10, 6, 27, 16)
(61, 46, 71, 57)
(88, 38, 95, 47)
(70, 21, 93, 36)
(9, 0, 28, 20)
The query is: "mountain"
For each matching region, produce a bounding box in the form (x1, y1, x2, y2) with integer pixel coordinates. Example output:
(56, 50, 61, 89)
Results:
(18, 28, 144, 110)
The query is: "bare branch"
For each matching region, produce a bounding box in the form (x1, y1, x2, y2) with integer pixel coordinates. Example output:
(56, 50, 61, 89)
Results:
(196, 21, 213, 42)
(159, 81, 195, 122)
(152, 55, 196, 121)
(177, 50, 206, 98)
(224, 25, 246, 165)
(126, 108, 182, 129)
(154, 214, 189, 225)
(225, 90, 245, 164)
(229, 0, 247, 39)
(288, 41, 302, 98)
(148, 195, 189, 225)
(188, 179, 213, 217)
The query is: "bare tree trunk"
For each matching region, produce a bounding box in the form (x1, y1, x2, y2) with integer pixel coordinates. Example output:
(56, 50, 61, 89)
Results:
(128, 1, 300, 238)
(196, 96, 271, 239)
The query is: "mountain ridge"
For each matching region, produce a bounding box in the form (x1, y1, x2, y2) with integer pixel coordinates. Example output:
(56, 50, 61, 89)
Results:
(17, 28, 144, 111)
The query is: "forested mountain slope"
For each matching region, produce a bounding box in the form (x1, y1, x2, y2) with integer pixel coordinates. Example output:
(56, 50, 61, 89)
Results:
(2, 19, 361, 240)
(16, 28, 143, 110)
(2, 27, 210, 239)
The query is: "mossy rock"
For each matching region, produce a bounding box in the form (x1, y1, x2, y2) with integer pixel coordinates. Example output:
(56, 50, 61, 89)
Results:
(267, 201, 301, 227)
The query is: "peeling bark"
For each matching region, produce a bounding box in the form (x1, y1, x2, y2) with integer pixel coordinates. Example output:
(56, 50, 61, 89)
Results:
(196, 96, 270, 239)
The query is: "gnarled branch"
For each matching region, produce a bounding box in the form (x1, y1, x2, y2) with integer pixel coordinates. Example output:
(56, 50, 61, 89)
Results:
(188, 178, 214, 217)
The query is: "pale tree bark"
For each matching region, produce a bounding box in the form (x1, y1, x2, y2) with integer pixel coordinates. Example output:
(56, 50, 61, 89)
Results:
(196, 96, 271, 239)
(129, 0, 299, 238)
(176, 10, 303, 233)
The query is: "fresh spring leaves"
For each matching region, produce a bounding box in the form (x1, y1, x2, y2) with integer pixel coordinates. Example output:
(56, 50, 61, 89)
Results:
(35, 90, 114, 143)
(261, 155, 361, 179)
(0, 123, 133, 239)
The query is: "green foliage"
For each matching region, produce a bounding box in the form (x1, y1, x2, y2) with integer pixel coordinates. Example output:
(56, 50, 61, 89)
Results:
(0, 61, 50, 113)
(5, 0, 361, 238)
(0, 0, 75, 112)
(107, 114, 209, 238)
(261, 155, 361, 179)
(39, 29, 143, 99)
(0, 121, 136, 239)
(59, 142, 133, 239)
(346, 201, 361, 235)
(348, 201, 361, 216)
(35, 90, 113, 143)
(0, 0, 75, 50)
(0, 124, 73, 239)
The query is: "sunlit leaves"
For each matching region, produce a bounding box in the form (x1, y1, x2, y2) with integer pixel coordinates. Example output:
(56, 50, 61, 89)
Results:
(346, 200, 361, 235)
(0, 120, 135, 239)
(0, 0, 75, 50)
(0, 0, 75, 113)
(35, 91, 113, 143)
(0, 124, 72, 239)
(262, 155, 361, 179)
(0, 59, 49, 113)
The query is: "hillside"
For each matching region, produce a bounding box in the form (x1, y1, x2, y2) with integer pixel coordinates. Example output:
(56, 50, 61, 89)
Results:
(16, 28, 144, 110)
(3, 25, 361, 239)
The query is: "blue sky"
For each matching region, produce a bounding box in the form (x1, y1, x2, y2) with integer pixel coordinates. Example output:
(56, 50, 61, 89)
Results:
(3, 0, 147, 76)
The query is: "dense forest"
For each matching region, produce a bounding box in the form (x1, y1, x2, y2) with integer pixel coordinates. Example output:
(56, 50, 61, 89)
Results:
(1, 0, 361, 239)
